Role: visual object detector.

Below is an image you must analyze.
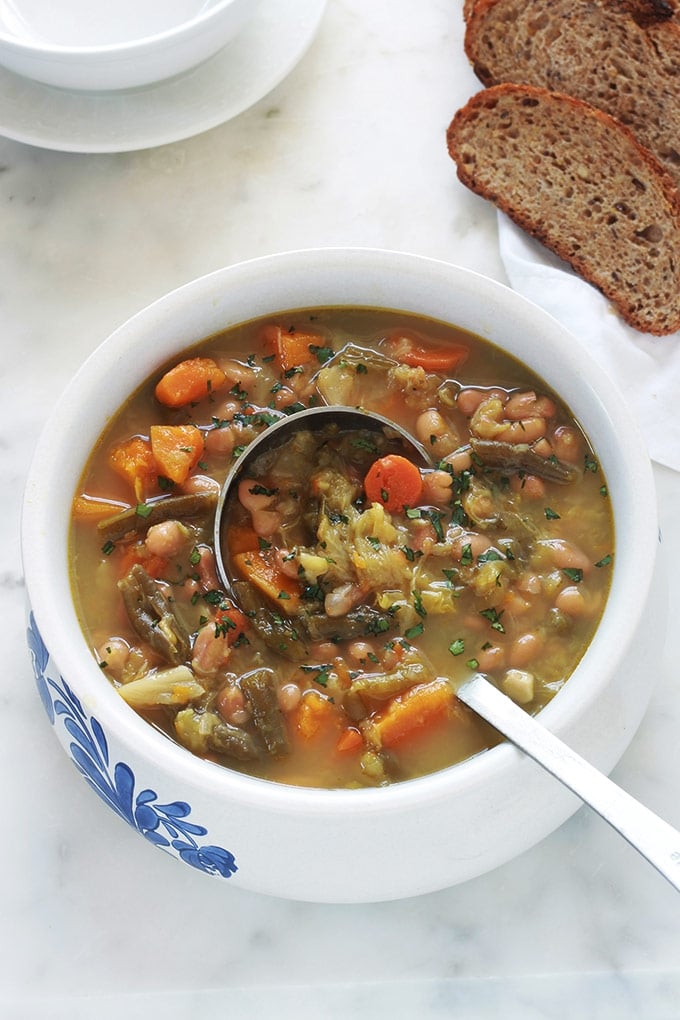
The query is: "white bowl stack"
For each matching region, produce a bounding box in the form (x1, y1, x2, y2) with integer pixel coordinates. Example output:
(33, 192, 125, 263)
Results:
(0, 0, 256, 91)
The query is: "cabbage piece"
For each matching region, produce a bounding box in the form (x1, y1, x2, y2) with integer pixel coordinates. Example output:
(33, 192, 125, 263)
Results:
(118, 665, 205, 708)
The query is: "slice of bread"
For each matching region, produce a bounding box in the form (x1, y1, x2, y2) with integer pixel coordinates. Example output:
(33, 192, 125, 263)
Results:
(446, 83, 680, 334)
(464, 0, 680, 191)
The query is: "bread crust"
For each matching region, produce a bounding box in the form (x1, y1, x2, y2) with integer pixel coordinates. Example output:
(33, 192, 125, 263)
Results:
(465, 0, 680, 191)
(446, 83, 680, 334)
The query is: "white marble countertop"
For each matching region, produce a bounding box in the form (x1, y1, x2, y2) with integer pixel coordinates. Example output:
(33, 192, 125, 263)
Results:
(2, 1, 679, 1016)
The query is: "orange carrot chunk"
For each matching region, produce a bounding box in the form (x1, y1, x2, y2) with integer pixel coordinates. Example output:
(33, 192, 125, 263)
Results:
(155, 357, 227, 408)
(72, 494, 129, 522)
(388, 330, 469, 374)
(293, 690, 346, 742)
(215, 603, 250, 646)
(260, 324, 321, 373)
(108, 436, 158, 501)
(150, 424, 204, 485)
(364, 454, 424, 512)
(231, 548, 303, 613)
(369, 678, 458, 749)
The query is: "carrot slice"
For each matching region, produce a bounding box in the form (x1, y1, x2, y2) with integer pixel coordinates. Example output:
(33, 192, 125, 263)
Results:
(260, 324, 321, 373)
(108, 436, 158, 501)
(215, 603, 250, 646)
(117, 544, 168, 581)
(388, 330, 469, 374)
(150, 424, 204, 485)
(368, 678, 458, 749)
(293, 690, 345, 741)
(336, 726, 364, 753)
(364, 454, 423, 511)
(231, 548, 302, 613)
(227, 523, 261, 557)
(72, 494, 129, 522)
(155, 357, 227, 408)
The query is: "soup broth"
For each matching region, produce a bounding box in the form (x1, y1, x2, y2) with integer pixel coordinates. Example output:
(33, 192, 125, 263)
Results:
(70, 308, 614, 788)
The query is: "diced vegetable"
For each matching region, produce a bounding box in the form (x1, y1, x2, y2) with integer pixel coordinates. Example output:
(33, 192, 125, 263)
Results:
(366, 678, 459, 748)
(118, 563, 191, 665)
(72, 495, 129, 521)
(293, 690, 349, 748)
(118, 665, 205, 708)
(109, 436, 158, 501)
(155, 357, 226, 408)
(231, 548, 303, 613)
(261, 323, 320, 372)
(336, 726, 364, 753)
(174, 708, 259, 760)
(388, 331, 469, 374)
(215, 603, 250, 645)
(150, 424, 204, 485)
(241, 669, 290, 756)
(364, 454, 424, 512)
(98, 491, 217, 544)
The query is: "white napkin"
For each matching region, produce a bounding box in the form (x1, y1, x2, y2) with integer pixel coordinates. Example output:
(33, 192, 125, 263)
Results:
(497, 214, 680, 473)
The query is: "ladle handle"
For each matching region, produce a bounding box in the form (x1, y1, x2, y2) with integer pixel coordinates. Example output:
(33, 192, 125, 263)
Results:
(457, 674, 680, 893)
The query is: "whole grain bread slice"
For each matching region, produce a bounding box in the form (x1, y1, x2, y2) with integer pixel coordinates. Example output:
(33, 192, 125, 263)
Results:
(464, 0, 680, 191)
(446, 83, 680, 334)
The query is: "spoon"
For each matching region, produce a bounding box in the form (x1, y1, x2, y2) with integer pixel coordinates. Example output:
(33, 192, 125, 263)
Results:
(213, 404, 433, 594)
(457, 673, 680, 893)
(212, 405, 680, 890)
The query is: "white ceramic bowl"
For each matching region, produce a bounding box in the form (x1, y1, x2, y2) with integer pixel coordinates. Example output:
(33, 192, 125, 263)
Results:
(22, 248, 666, 903)
(0, 0, 255, 91)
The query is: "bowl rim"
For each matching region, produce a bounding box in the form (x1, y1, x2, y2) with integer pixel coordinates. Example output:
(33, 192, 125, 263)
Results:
(21, 245, 660, 817)
(0, 0, 243, 58)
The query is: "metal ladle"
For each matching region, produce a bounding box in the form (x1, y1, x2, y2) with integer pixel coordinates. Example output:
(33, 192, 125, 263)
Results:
(213, 404, 433, 596)
(213, 404, 680, 893)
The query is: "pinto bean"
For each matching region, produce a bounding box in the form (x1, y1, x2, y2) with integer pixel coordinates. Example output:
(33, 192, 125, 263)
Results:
(415, 409, 459, 457)
(145, 520, 189, 558)
(476, 644, 506, 672)
(509, 632, 544, 668)
(421, 469, 453, 506)
(444, 446, 473, 473)
(205, 425, 236, 456)
(497, 416, 547, 445)
(509, 473, 546, 499)
(456, 387, 506, 416)
(552, 425, 583, 464)
(538, 539, 592, 575)
(505, 390, 557, 421)
(192, 622, 233, 677)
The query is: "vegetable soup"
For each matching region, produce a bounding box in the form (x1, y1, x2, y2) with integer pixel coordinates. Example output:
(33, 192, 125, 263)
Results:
(70, 309, 614, 788)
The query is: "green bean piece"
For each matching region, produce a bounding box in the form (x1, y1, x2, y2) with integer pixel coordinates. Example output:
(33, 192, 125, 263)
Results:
(241, 669, 290, 757)
(118, 563, 191, 665)
(99, 491, 218, 543)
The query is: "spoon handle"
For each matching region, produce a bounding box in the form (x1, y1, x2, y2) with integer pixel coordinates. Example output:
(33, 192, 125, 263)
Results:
(457, 673, 680, 893)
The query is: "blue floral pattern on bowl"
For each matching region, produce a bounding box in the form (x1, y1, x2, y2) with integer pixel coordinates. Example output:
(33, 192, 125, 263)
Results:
(27, 611, 237, 879)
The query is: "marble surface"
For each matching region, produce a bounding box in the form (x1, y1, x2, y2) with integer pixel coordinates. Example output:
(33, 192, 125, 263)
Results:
(1, 1, 679, 1016)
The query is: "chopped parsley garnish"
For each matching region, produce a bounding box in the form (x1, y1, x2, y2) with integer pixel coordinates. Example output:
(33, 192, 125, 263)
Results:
(249, 483, 278, 497)
(449, 638, 465, 656)
(479, 607, 505, 633)
(595, 554, 612, 568)
(562, 567, 584, 583)
(465, 658, 480, 670)
(405, 622, 424, 640)
(477, 549, 503, 563)
(544, 507, 561, 520)
(460, 542, 473, 566)
(309, 344, 334, 364)
(102, 540, 115, 555)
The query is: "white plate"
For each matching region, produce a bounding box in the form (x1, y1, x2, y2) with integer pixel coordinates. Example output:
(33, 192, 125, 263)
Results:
(0, 0, 327, 152)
